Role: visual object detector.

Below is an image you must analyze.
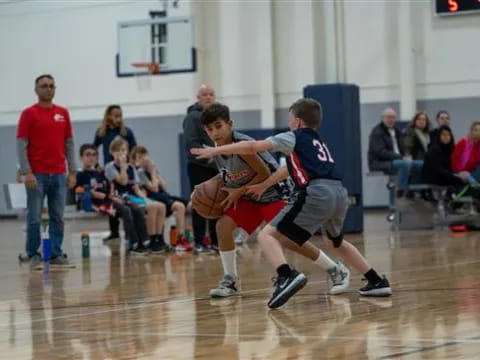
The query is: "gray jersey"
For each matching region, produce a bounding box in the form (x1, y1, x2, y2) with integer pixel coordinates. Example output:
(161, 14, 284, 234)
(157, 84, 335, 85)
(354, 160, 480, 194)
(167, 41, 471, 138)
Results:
(214, 131, 281, 203)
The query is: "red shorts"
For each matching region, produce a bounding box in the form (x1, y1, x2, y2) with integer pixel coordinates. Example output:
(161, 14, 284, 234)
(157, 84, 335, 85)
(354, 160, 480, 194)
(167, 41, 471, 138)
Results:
(224, 199, 286, 234)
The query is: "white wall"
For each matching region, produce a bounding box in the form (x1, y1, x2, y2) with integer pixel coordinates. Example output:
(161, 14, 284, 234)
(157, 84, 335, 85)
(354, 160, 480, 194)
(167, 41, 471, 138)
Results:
(0, 0, 195, 125)
(343, 1, 480, 104)
(1, 0, 479, 127)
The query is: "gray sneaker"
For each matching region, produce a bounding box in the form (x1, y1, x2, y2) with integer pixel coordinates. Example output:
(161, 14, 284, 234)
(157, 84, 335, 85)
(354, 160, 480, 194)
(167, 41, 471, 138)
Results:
(18, 253, 31, 263)
(49, 254, 76, 268)
(30, 254, 44, 271)
(210, 274, 238, 298)
(327, 262, 350, 295)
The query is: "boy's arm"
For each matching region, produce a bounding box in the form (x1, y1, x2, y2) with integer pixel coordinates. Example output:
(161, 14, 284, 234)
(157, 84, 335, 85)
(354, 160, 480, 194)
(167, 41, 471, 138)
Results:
(143, 180, 159, 194)
(133, 184, 147, 198)
(192, 140, 273, 159)
(91, 189, 108, 200)
(220, 154, 271, 209)
(157, 174, 168, 191)
(105, 162, 128, 185)
(132, 168, 148, 198)
(138, 167, 159, 193)
(250, 166, 289, 191)
(116, 164, 129, 185)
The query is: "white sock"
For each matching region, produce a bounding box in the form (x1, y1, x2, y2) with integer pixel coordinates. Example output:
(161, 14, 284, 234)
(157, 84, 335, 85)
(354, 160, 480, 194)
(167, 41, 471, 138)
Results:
(220, 250, 237, 278)
(314, 251, 336, 271)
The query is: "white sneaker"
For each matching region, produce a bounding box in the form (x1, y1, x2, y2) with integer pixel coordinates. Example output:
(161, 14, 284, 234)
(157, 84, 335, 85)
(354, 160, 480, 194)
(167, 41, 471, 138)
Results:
(210, 274, 238, 298)
(327, 262, 350, 295)
(234, 228, 249, 246)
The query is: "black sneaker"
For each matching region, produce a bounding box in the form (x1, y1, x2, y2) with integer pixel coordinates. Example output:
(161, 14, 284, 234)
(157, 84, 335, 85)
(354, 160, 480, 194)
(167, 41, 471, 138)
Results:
(267, 269, 307, 309)
(195, 244, 212, 254)
(130, 246, 151, 257)
(103, 233, 120, 242)
(209, 244, 220, 254)
(359, 275, 392, 297)
(149, 240, 167, 254)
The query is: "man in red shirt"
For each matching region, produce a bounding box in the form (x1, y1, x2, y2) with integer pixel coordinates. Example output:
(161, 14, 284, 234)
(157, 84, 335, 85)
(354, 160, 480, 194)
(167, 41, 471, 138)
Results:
(17, 74, 77, 269)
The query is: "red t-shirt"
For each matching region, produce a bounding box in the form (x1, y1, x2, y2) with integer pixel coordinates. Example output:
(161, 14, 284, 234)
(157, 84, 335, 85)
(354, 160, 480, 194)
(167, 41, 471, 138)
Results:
(17, 103, 73, 174)
(451, 137, 480, 173)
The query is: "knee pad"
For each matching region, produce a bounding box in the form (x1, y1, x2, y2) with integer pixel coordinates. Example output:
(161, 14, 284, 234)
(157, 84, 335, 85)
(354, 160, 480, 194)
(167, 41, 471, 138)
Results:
(326, 231, 343, 248)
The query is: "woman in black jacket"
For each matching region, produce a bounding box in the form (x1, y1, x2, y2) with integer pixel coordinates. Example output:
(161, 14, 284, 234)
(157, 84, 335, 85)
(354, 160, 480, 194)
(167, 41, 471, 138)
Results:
(422, 126, 464, 187)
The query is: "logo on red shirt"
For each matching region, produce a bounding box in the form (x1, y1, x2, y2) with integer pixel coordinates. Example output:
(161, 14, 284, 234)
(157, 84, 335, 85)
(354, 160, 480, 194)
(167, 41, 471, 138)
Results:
(54, 113, 65, 122)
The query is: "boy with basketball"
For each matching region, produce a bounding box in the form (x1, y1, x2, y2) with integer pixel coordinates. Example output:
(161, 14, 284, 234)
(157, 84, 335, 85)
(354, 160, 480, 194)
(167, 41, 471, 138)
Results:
(197, 103, 350, 299)
(131, 145, 192, 252)
(193, 99, 391, 308)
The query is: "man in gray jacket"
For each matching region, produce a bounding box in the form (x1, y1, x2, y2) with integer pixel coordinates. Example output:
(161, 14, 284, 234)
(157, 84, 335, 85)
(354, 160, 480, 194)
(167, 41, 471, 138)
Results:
(183, 85, 218, 253)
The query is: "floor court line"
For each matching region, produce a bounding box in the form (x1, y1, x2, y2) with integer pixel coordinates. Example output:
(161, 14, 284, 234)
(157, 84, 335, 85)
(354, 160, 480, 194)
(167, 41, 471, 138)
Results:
(1, 327, 480, 347)
(2, 258, 479, 329)
(377, 335, 480, 359)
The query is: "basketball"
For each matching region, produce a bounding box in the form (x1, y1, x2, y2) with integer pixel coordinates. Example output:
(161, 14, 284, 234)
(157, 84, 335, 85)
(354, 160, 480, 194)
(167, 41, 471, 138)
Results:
(191, 176, 227, 219)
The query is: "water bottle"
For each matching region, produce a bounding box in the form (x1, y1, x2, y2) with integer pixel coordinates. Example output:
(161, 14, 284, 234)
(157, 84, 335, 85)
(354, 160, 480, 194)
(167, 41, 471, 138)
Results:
(42, 233, 51, 262)
(185, 226, 194, 244)
(81, 232, 90, 258)
(169, 226, 178, 246)
(83, 186, 93, 212)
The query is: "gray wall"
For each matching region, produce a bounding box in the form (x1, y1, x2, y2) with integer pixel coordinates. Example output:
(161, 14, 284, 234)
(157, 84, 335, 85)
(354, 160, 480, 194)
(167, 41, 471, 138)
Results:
(0, 109, 260, 215)
(1, 96, 478, 214)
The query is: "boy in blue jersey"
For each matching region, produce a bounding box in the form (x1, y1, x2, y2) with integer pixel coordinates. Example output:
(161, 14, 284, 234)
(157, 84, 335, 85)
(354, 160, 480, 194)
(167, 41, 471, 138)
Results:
(199, 103, 350, 299)
(192, 98, 391, 308)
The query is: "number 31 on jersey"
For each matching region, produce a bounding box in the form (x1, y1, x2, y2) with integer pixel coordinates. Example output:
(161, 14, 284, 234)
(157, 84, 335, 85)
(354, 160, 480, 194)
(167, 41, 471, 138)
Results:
(313, 140, 334, 163)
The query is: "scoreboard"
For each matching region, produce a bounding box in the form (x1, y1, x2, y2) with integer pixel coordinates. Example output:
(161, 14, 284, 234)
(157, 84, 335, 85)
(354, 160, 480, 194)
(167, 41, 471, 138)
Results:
(435, 0, 480, 15)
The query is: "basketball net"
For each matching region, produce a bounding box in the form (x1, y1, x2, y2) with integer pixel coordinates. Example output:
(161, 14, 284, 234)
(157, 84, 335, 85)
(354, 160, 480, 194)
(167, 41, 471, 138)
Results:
(131, 62, 161, 92)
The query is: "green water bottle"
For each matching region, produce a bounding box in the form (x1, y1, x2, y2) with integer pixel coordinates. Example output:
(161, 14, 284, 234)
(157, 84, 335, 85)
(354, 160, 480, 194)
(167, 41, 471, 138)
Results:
(81, 232, 90, 258)
(185, 226, 194, 244)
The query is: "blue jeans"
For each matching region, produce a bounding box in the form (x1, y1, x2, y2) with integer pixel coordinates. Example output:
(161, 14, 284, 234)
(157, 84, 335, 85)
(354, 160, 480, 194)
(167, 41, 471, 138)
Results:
(392, 160, 424, 192)
(25, 174, 67, 258)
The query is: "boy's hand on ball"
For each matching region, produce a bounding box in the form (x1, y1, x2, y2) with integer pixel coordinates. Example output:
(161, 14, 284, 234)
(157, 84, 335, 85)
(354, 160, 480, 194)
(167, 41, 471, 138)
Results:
(220, 187, 243, 210)
(191, 146, 216, 159)
(245, 183, 267, 200)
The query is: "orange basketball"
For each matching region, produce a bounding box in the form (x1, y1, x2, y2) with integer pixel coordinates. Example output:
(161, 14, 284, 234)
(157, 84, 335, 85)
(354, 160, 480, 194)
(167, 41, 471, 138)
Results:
(191, 176, 227, 219)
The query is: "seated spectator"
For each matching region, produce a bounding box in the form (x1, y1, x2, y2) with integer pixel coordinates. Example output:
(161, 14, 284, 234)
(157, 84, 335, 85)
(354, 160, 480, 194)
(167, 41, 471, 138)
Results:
(422, 126, 464, 187)
(451, 121, 480, 185)
(94, 104, 137, 242)
(131, 146, 192, 252)
(76, 144, 150, 255)
(368, 108, 423, 197)
(105, 138, 167, 255)
(430, 111, 452, 148)
(404, 111, 430, 160)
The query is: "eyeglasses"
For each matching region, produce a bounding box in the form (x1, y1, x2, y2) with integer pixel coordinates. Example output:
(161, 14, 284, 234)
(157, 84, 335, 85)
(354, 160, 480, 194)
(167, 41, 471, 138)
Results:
(84, 152, 97, 157)
(37, 84, 56, 89)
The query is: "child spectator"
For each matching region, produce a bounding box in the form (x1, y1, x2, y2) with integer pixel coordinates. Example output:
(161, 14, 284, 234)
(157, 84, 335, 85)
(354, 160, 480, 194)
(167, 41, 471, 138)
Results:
(76, 143, 150, 256)
(105, 138, 166, 255)
(131, 146, 192, 252)
(94, 105, 137, 242)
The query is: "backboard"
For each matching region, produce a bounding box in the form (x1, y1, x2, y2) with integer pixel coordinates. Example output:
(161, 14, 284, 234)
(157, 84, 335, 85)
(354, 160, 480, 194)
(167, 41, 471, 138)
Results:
(116, 16, 196, 77)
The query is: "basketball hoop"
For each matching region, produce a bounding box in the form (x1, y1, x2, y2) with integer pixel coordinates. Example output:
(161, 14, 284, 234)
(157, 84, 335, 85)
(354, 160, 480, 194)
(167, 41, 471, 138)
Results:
(131, 62, 161, 74)
(131, 62, 161, 92)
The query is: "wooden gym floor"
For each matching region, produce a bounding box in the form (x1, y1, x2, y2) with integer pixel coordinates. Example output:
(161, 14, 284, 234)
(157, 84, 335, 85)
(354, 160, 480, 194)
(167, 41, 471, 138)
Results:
(0, 211, 479, 360)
